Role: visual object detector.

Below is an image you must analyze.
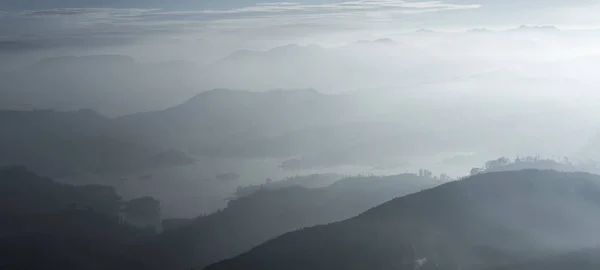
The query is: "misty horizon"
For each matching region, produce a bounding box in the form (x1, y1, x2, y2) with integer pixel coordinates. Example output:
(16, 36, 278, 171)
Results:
(3, 1, 600, 270)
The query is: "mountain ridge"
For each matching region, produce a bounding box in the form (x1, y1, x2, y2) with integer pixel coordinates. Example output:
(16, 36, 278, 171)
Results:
(205, 170, 600, 270)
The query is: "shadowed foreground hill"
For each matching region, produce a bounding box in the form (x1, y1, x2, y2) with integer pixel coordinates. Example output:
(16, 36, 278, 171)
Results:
(139, 174, 442, 270)
(0, 215, 150, 270)
(0, 166, 157, 270)
(206, 170, 600, 270)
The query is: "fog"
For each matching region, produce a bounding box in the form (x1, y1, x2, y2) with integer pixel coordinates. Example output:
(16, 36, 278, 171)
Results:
(4, 28, 600, 114)
(3, 16, 600, 214)
(3, 1, 600, 270)
(3, 6, 600, 215)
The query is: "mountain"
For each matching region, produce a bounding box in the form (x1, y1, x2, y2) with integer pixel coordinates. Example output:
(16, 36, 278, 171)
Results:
(0, 166, 158, 270)
(0, 55, 202, 116)
(509, 25, 560, 33)
(373, 38, 397, 44)
(0, 166, 163, 227)
(117, 88, 504, 165)
(202, 41, 449, 92)
(205, 170, 600, 270)
(350, 38, 398, 46)
(115, 87, 589, 168)
(0, 211, 153, 270)
(466, 28, 494, 33)
(411, 29, 438, 35)
(117, 88, 365, 151)
(138, 173, 442, 270)
(0, 109, 195, 178)
(0, 165, 122, 216)
(116, 89, 485, 167)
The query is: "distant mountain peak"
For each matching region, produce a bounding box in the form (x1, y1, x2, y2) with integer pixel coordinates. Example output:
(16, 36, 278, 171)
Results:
(350, 38, 397, 46)
(222, 44, 324, 62)
(185, 88, 236, 102)
(373, 38, 396, 44)
(353, 40, 371, 44)
(467, 28, 492, 33)
(414, 28, 436, 33)
(511, 25, 560, 32)
(267, 44, 325, 53)
(268, 44, 301, 52)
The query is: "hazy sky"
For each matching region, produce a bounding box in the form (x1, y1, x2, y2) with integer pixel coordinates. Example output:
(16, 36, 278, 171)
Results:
(1, 0, 600, 62)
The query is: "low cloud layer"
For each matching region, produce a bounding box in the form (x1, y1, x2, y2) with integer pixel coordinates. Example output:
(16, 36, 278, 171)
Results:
(0, 1, 480, 52)
(1, 0, 600, 63)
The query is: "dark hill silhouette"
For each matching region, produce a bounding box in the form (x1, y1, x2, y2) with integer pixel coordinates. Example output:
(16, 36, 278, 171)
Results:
(0, 110, 195, 177)
(0, 166, 163, 229)
(0, 166, 158, 270)
(117, 89, 477, 166)
(0, 165, 122, 216)
(0, 233, 147, 270)
(117, 88, 362, 150)
(137, 173, 442, 270)
(205, 170, 600, 270)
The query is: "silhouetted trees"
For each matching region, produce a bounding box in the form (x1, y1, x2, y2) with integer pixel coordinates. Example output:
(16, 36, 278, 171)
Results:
(0, 166, 159, 270)
(485, 157, 511, 170)
(471, 156, 583, 175)
(470, 167, 484, 175)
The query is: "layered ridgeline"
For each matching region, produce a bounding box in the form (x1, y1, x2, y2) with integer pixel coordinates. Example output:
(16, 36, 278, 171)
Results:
(4, 166, 600, 270)
(0, 109, 195, 178)
(116, 88, 367, 152)
(117, 88, 554, 169)
(137, 173, 443, 270)
(0, 166, 162, 230)
(0, 166, 161, 270)
(0, 164, 442, 270)
(3, 88, 596, 176)
(206, 170, 600, 270)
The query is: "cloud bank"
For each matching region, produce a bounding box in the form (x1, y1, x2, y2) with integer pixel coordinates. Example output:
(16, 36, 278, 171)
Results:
(0, 0, 479, 52)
